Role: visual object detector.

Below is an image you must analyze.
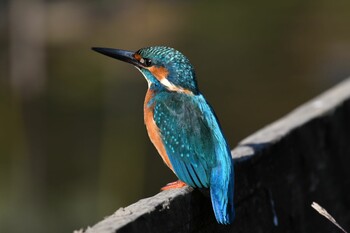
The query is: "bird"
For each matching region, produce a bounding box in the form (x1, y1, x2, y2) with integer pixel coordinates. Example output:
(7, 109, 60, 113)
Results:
(92, 46, 235, 224)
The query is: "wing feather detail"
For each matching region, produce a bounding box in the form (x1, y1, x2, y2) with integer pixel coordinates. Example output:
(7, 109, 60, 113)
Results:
(152, 92, 225, 188)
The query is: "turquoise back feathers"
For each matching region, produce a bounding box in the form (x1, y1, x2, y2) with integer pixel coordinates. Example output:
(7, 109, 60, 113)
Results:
(149, 90, 235, 224)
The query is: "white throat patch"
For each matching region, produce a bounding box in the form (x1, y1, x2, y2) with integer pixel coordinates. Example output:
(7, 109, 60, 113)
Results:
(135, 66, 151, 88)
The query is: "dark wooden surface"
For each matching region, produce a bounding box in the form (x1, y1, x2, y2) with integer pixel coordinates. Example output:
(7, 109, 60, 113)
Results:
(80, 78, 350, 233)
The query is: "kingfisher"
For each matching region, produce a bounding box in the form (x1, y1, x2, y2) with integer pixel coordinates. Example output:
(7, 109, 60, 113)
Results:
(92, 46, 235, 224)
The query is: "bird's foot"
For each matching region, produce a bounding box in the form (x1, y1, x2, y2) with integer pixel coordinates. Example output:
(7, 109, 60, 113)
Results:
(161, 180, 186, 191)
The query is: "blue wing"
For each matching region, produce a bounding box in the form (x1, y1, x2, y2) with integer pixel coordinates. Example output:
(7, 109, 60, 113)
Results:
(151, 92, 235, 223)
(151, 93, 214, 187)
(150, 92, 230, 183)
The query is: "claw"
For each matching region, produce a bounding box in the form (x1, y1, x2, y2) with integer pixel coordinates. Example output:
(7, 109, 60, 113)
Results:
(161, 180, 187, 191)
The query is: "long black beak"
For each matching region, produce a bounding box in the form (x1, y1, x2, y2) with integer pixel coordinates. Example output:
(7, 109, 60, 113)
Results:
(91, 47, 141, 67)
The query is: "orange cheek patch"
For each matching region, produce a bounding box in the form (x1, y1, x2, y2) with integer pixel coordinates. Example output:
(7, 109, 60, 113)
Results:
(148, 66, 169, 81)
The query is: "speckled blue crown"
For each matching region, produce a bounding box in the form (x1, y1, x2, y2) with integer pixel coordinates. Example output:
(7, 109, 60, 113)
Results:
(137, 46, 198, 93)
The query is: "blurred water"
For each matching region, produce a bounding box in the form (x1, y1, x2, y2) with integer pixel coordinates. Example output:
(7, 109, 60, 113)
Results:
(0, 0, 350, 232)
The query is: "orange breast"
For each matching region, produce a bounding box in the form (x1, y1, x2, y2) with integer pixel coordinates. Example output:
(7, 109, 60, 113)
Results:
(144, 89, 173, 171)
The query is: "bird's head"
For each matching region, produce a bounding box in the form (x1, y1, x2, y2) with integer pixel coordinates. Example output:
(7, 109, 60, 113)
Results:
(92, 46, 198, 94)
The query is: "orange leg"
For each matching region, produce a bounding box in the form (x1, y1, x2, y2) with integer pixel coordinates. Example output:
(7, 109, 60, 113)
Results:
(161, 180, 187, 191)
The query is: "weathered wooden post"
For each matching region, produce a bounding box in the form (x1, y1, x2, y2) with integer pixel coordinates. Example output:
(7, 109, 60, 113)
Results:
(78, 78, 350, 233)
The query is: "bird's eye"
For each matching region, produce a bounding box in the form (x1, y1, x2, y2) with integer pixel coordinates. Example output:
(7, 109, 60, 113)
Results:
(139, 57, 152, 67)
(145, 58, 152, 66)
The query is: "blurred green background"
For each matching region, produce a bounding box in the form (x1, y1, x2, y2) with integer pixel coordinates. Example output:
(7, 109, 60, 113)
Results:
(0, 0, 350, 232)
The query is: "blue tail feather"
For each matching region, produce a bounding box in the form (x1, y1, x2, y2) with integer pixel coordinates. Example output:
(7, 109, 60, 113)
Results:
(210, 158, 235, 224)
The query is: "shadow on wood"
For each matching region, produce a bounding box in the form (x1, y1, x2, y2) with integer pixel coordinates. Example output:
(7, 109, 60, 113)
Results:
(79, 78, 350, 233)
